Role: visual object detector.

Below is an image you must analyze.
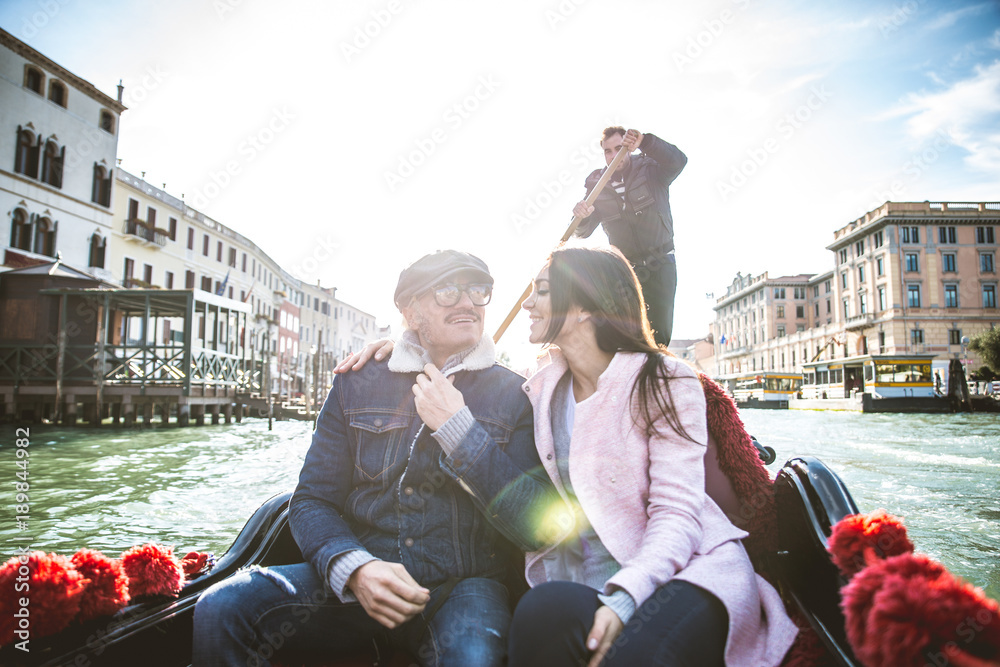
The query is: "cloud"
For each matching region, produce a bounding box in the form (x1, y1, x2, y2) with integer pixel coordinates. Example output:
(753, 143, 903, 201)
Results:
(887, 60, 1000, 171)
(925, 2, 994, 31)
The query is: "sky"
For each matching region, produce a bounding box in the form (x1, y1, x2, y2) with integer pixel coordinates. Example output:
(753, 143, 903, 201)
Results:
(3, 0, 999, 366)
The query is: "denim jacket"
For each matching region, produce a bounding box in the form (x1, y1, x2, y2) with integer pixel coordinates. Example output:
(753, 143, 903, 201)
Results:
(289, 333, 563, 592)
(575, 133, 687, 263)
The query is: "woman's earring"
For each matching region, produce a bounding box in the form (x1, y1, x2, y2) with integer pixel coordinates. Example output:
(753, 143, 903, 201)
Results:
(578, 315, 584, 322)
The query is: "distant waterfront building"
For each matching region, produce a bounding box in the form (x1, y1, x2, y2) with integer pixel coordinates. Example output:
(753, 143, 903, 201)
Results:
(713, 201, 999, 387)
(0, 27, 124, 272)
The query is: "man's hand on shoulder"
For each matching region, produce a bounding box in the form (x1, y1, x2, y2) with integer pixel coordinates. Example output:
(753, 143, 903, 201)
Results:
(348, 561, 430, 628)
(623, 128, 644, 152)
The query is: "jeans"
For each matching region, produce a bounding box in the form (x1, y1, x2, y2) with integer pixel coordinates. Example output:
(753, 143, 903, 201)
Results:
(192, 563, 511, 667)
(508, 580, 728, 667)
(634, 254, 676, 348)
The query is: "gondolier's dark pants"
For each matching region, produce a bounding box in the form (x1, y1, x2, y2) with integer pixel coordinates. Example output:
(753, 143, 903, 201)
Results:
(632, 252, 676, 348)
(192, 562, 509, 667)
(508, 579, 727, 666)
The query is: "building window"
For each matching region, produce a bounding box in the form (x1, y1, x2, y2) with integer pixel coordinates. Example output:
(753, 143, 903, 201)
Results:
(185, 271, 195, 289)
(982, 253, 995, 273)
(13, 127, 41, 179)
(203, 234, 210, 256)
(812, 286, 819, 298)
(46, 79, 67, 107)
(9, 209, 31, 251)
(796, 324, 805, 333)
(826, 298, 831, 313)
(39, 139, 64, 189)
(88, 233, 106, 268)
(123, 258, 135, 286)
(229, 247, 237, 267)
(873, 231, 884, 248)
(859, 293, 868, 314)
(143, 264, 153, 285)
(905, 253, 919, 272)
(855, 240, 864, 256)
(878, 286, 886, 311)
(938, 226, 957, 244)
(858, 264, 865, 283)
(843, 299, 850, 318)
(977, 227, 996, 244)
(878, 331, 885, 349)
(796, 305, 804, 318)
(949, 329, 962, 345)
(777, 306, 785, 318)
(242, 253, 248, 272)
(901, 226, 920, 244)
(24, 65, 44, 94)
(165, 271, 174, 289)
(32, 217, 56, 256)
(201, 276, 213, 292)
(773, 287, 785, 299)
(876, 255, 884, 276)
(99, 110, 115, 134)
(168, 218, 177, 241)
(187, 227, 195, 250)
(985, 285, 997, 309)
(91, 164, 112, 206)
(839, 249, 848, 264)
(942, 253, 956, 273)
(907, 284, 921, 308)
(814, 303, 819, 317)
(147, 207, 157, 228)
(824, 280, 831, 294)
(777, 325, 785, 337)
(216, 241, 223, 262)
(841, 272, 848, 289)
(944, 284, 958, 308)
(911, 329, 924, 345)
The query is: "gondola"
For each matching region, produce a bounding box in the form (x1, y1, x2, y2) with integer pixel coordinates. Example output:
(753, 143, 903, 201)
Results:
(0, 450, 866, 667)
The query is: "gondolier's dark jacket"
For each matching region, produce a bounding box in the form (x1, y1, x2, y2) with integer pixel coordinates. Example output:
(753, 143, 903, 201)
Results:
(575, 133, 687, 265)
(289, 335, 564, 592)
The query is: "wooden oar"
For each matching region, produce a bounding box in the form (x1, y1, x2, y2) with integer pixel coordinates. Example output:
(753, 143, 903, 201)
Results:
(493, 144, 630, 343)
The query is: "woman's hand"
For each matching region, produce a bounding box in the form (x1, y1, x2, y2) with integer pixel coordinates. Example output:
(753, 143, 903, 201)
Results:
(586, 605, 624, 667)
(334, 339, 394, 373)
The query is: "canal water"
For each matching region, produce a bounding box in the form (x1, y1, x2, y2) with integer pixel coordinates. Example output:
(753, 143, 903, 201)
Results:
(3, 411, 998, 601)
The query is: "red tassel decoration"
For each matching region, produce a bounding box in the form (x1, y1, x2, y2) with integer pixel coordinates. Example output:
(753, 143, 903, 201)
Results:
(828, 509, 914, 578)
(0, 551, 85, 645)
(71, 549, 130, 622)
(119, 543, 185, 599)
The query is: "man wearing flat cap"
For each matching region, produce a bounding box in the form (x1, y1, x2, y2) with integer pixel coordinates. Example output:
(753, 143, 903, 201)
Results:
(194, 250, 563, 667)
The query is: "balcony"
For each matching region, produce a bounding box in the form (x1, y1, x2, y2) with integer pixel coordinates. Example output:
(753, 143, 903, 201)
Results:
(844, 313, 875, 330)
(122, 218, 168, 248)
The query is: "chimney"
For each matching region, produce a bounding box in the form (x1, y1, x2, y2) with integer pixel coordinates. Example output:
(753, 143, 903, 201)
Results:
(117, 79, 124, 104)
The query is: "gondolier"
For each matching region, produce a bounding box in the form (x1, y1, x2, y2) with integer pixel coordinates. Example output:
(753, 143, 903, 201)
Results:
(572, 126, 687, 347)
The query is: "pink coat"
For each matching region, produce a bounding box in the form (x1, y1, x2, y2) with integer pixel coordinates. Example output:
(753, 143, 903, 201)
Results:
(522, 350, 797, 667)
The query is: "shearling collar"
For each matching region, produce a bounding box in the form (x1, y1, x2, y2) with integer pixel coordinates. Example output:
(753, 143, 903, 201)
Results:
(387, 329, 496, 375)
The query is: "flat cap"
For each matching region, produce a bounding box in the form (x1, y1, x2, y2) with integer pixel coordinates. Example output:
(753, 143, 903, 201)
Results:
(394, 250, 493, 308)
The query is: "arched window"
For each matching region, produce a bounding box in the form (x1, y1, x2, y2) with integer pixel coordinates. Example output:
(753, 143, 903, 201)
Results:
(88, 233, 106, 268)
(91, 164, 112, 206)
(9, 209, 31, 251)
(48, 80, 67, 107)
(24, 66, 43, 94)
(33, 217, 56, 257)
(13, 127, 40, 179)
(41, 140, 64, 188)
(99, 110, 115, 134)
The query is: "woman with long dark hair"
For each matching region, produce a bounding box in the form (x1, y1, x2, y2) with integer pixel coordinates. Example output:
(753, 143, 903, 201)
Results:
(509, 246, 795, 666)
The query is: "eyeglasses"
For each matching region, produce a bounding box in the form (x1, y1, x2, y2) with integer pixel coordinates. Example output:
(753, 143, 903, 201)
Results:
(429, 283, 493, 307)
